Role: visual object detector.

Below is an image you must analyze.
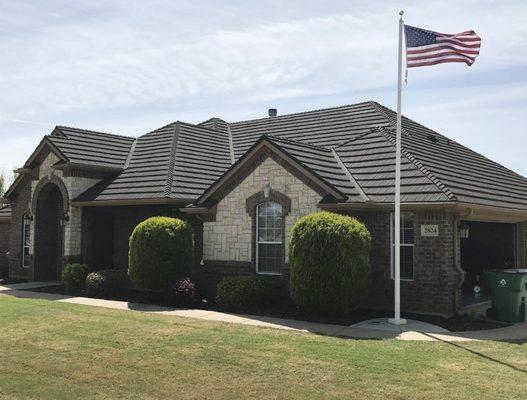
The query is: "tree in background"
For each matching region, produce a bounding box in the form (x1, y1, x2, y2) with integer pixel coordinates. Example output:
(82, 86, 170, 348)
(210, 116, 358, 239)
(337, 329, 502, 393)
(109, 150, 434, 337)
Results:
(0, 171, 5, 198)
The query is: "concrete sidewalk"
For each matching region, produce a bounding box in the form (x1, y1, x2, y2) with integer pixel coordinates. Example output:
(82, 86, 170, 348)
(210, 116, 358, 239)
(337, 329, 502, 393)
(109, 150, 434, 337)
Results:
(1, 281, 526, 342)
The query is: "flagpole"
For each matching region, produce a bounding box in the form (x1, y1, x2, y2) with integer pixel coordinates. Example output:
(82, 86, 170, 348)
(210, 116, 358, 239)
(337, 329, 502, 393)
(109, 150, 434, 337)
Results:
(389, 10, 407, 326)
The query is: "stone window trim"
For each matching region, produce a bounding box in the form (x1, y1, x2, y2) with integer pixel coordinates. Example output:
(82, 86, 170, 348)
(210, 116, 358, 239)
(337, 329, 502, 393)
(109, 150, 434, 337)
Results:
(21, 212, 32, 269)
(246, 189, 291, 275)
(31, 174, 70, 216)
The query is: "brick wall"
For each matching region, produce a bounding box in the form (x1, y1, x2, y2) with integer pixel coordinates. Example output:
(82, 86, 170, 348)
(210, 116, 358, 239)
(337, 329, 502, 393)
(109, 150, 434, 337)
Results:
(203, 156, 322, 263)
(8, 175, 32, 279)
(7, 149, 102, 280)
(86, 205, 203, 271)
(0, 221, 10, 253)
(351, 210, 463, 316)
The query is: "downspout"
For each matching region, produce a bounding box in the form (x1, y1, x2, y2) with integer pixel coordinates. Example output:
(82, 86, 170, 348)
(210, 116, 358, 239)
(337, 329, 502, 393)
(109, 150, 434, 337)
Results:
(453, 215, 465, 314)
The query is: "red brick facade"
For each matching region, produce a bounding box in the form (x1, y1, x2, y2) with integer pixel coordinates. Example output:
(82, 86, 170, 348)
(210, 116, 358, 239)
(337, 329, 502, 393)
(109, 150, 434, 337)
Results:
(8, 175, 32, 279)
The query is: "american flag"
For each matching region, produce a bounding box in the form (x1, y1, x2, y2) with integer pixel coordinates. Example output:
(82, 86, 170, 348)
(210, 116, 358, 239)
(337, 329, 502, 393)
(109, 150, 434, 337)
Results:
(404, 25, 481, 68)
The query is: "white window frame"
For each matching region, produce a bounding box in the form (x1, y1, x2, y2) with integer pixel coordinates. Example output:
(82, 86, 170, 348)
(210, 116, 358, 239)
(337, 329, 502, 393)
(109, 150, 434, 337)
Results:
(21, 215, 31, 269)
(390, 212, 414, 281)
(255, 202, 283, 275)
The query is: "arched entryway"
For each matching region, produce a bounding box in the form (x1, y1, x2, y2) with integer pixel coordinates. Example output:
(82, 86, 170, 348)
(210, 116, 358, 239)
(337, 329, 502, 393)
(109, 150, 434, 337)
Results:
(33, 183, 65, 281)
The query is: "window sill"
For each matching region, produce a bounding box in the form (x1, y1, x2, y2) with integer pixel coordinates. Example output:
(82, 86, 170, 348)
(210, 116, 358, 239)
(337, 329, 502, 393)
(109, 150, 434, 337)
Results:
(256, 271, 282, 276)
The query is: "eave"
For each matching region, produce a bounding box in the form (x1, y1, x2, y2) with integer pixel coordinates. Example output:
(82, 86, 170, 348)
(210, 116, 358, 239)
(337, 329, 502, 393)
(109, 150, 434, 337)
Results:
(71, 198, 194, 207)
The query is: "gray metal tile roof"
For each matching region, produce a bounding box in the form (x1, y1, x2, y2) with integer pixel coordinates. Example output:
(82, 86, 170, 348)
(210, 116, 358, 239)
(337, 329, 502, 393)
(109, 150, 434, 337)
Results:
(264, 135, 362, 202)
(65, 101, 527, 210)
(74, 122, 231, 203)
(230, 102, 391, 158)
(374, 103, 527, 209)
(47, 126, 135, 169)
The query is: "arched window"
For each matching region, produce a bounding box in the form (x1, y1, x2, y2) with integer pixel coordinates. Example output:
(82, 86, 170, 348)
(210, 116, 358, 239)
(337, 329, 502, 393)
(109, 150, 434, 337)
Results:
(256, 202, 283, 275)
(21, 213, 32, 269)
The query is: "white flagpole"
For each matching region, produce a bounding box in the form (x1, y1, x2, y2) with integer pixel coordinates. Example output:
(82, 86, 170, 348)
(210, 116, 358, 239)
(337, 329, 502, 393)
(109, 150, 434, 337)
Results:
(389, 10, 407, 326)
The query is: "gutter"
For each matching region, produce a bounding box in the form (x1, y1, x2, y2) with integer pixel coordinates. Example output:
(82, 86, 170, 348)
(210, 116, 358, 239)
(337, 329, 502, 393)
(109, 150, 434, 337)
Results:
(52, 162, 123, 174)
(71, 198, 193, 207)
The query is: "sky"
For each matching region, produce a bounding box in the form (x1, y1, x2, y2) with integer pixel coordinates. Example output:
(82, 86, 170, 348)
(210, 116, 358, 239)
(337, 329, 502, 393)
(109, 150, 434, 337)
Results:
(1, 0, 526, 185)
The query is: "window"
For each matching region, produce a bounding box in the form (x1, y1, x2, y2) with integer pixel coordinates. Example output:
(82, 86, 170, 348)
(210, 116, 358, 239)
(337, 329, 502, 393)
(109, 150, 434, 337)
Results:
(256, 202, 283, 275)
(21, 214, 31, 269)
(390, 212, 414, 280)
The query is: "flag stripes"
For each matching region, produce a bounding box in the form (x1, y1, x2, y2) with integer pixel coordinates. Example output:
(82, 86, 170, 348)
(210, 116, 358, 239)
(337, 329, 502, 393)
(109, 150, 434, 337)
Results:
(404, 25, 481, 68)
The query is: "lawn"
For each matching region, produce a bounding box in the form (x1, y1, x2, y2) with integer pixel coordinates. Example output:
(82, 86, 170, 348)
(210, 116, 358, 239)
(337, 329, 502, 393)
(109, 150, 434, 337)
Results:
(0, 295, 526, 400)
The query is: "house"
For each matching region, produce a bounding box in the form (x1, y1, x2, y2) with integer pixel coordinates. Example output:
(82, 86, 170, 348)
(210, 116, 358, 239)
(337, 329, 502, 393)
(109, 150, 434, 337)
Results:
(3, 101, 527, 316)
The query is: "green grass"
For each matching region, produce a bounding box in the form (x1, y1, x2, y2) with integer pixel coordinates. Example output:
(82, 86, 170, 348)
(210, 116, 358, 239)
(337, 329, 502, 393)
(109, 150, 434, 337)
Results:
(0, 295, 526, 399)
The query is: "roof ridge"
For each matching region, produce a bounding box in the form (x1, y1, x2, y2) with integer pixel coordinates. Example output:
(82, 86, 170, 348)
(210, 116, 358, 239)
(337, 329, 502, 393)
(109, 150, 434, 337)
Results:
(164, 122, 181, 198)
(333, 128, 381, 149)
(370, 102, 458, 202)
(264, 134, 332, 152)
(330, 148, 370, 203)
(178, 120, 230, 136)
(123, 138, 138, 170)
(374, 102, 527, 182)
(199, 117, 228, 125)
(377, 126, 458, 202)
(140, 121, 179, 137)
(230, 101, 374, 125)
(55, 125, 134, 140)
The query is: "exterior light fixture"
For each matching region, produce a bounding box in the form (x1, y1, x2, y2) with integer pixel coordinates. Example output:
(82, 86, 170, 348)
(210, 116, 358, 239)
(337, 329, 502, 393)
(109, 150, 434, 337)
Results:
(60, 214, 70, 226)
(459, 222, 470, 239)
(23, 213, 34, 222)
(263, 183, 271, 198)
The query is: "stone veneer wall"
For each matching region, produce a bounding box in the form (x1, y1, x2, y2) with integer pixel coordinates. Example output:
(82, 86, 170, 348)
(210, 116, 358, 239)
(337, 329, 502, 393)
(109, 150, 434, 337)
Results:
(203, 156, 322, 264)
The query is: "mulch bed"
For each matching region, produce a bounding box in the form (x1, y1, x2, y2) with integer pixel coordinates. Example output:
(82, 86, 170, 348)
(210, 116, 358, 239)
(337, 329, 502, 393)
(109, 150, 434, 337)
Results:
(24, 284, 510, 332)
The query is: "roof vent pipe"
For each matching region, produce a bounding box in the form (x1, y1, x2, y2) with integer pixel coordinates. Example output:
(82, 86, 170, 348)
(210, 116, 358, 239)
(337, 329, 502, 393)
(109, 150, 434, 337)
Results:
(268, 108, 277, 117)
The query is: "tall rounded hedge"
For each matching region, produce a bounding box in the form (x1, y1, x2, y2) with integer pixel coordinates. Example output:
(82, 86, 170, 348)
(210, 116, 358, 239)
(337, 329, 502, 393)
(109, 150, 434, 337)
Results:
(289, 212, 371, 314)
(128, 217, 193, 291)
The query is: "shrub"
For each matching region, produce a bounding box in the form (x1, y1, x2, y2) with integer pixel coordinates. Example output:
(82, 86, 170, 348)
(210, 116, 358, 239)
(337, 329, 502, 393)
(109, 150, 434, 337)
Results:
(289, 212, 371, 314)
(62, 263, 88, 293)
(128, 217, 193, 291)
(85, 268, 130, 298)
(216, 275, 286, 312)
(164, 278, 197, 307)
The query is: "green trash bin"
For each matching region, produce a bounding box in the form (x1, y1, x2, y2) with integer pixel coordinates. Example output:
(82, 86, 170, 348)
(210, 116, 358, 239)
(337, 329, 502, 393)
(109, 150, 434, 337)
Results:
(486, 270, 527, 323)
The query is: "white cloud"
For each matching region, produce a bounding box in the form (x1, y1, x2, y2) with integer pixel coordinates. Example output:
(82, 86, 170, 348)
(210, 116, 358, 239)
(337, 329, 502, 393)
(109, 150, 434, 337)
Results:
(0, 0, 526, 176)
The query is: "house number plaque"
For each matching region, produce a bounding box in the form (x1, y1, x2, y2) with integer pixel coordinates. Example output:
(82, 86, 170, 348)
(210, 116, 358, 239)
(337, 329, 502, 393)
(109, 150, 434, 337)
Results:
(421, 224, 439, 237)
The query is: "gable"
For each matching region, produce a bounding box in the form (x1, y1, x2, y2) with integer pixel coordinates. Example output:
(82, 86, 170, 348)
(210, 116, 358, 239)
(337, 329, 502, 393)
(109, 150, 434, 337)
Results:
(195, 138, 347, 207)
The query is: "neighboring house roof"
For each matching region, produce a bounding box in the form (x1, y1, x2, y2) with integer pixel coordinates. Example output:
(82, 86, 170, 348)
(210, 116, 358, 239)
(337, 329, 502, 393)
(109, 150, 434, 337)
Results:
(0, 205, 11, 221)
(5, 100, 527, 212)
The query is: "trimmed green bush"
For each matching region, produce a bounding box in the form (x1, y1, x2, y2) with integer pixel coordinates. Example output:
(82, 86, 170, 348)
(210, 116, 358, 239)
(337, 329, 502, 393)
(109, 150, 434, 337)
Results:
(86, 268, 130, 298)
(128, 217, 193, 291)
(216, 275, 286, 312)
(62, 263, 88, 293)
(289, 212, 371, 314)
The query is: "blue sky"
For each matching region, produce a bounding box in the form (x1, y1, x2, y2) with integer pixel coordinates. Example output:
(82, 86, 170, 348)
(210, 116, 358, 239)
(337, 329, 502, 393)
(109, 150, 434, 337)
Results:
(1, 0, 526, 183)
